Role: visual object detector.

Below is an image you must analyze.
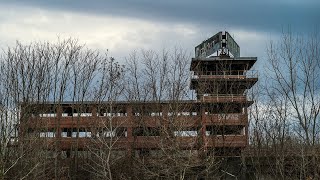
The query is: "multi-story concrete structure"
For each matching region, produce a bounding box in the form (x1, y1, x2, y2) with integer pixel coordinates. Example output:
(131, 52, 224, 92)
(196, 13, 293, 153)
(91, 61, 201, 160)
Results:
(19, 31, 257, 158)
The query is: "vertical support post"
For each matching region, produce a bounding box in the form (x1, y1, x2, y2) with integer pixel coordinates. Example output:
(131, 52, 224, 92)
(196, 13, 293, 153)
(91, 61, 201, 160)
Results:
(162, 104, 169, 130)
(126, 105, 133, 156)
(91, 105, 97, 117)
(200, 105, 207, 151)
(56, 105, 62, 138)
(244, 106, 249, 146)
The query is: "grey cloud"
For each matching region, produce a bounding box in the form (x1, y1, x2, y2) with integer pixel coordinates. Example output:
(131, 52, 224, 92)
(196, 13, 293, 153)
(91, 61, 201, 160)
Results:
(3, 0, 319, 34)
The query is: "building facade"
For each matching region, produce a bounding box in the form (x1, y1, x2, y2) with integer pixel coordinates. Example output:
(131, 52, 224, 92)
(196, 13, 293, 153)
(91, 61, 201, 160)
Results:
(19, 31, 258, 159)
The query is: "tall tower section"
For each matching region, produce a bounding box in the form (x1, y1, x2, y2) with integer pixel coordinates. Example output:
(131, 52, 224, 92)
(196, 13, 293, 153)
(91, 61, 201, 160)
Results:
(190, 31, 258, 155)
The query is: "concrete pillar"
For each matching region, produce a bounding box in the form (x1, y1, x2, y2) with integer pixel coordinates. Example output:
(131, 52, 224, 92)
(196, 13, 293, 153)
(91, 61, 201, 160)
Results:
(200, 105, 207, 151)
(126, 105, 133, 156)
(91, 105, 97, 117)
(162, 104, 169, 129)
(56, 105, 62, 138)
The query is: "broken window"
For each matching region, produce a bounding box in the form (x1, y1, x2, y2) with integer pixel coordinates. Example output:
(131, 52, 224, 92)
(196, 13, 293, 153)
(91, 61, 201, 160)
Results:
(174, 127, 199, 137)
(96, 127, 127, 137)
(61, 128, 92, 138)
(39, 128, 55, 137)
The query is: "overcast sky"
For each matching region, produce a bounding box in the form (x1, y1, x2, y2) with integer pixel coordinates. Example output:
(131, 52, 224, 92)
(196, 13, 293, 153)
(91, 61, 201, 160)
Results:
(0, 0, 319, 69)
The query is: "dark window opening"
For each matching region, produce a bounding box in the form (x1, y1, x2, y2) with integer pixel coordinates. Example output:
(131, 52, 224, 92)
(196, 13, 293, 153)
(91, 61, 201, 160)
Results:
(206, 125, 243, 135)
(27, 128, 34, 133)
(63, 107, 76, 117)
(137, 149, 150, 157)
(133, 127, 160, 136)
(115, 127, 127, 137)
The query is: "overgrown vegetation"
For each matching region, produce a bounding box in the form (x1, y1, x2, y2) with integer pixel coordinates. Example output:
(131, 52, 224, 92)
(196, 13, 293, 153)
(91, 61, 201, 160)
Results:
(0, 30, 319, 179)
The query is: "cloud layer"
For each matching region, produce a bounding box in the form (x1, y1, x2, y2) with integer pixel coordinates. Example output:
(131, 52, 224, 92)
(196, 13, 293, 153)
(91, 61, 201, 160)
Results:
(0, 0, 318, 68)
(4, 0, 319, 33)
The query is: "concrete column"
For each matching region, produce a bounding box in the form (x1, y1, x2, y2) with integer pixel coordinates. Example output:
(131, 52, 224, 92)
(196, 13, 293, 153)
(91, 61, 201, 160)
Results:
(56, 105, 62, 138)
(244, 106, 249, 146)
(91, 105, 97, 117)
(126, 105, 133, 156)
(162, 105, 169, 127)
(200, 105, 207, 151)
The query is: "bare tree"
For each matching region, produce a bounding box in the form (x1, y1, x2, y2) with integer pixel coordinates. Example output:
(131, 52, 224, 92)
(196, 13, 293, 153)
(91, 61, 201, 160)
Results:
(248, 30, 320, 179)
(83, 56, 126, 180)
(0, 39, 113, 179)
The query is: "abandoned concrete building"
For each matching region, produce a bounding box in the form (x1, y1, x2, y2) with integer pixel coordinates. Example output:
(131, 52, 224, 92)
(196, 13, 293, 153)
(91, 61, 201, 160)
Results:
(18, 31, 257, 169)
